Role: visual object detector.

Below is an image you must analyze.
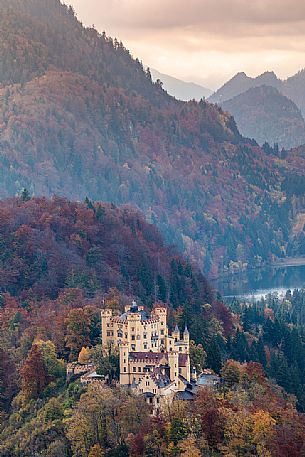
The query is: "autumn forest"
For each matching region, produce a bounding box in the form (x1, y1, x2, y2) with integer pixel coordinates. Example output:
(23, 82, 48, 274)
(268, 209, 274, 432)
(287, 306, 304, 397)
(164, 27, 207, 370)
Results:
(0, 1, 305, 456)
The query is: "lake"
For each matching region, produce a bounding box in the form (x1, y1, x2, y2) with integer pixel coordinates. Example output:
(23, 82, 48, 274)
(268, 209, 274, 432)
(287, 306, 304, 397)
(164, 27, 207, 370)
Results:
(212, 263, 305, 300)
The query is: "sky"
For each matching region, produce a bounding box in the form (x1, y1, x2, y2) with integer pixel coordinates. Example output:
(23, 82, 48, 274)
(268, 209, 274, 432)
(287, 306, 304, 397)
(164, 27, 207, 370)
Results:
(65, 0, 305, 90)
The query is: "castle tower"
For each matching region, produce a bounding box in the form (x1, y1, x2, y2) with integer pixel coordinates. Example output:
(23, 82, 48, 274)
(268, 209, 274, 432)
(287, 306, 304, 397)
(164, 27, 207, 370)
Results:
(191, 366, 197, 382)
(101, 309, 113, 346)
(172, 325, 180, 342)
(119, 342, 130, 386)
(183, 326, 190, 346)
(152, 304, 168, 349)
(168, 351, 179, 387)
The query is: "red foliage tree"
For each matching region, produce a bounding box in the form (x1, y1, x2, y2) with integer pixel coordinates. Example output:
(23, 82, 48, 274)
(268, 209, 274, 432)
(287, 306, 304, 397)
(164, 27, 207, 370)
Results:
(21, 344, 49, 399)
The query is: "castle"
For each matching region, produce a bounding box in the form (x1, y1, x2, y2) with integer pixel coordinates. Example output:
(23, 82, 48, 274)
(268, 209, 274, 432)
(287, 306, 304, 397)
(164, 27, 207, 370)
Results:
(101, 302, 193, 407)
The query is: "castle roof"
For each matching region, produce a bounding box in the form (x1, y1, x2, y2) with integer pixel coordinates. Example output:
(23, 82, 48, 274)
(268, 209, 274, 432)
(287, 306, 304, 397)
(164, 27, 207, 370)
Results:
(129, 351, 188, 368)
(129, 352, 167, 362)
(150, 366, 171, 388)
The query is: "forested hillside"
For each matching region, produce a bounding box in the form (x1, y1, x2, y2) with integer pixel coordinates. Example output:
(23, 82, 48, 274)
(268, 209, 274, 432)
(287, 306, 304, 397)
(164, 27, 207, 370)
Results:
(0, 0, 303, 274)
(0, 196, 216, 306)
(0, 196, 304, 457)
(222, 85, 305, 149)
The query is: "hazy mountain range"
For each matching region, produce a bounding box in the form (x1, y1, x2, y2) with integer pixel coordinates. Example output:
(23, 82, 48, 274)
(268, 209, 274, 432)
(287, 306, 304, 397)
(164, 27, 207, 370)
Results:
(0, 0, 304, 275)
(151, 69, 212, 101)
(222, 85, 305, 149)
(150, 68, 305, 149)
(209, 70, 305, 149)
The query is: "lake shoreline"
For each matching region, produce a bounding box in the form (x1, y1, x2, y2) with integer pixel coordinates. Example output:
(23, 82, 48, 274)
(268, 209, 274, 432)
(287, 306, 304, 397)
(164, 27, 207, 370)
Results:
(210, 260, 305, 298)
(209, 256, 305, 282)
(271, 257, 305, 268)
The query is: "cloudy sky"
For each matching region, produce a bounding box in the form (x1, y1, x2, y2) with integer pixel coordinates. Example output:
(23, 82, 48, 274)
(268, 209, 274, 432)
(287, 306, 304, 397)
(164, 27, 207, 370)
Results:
(65, 0, 305, 90)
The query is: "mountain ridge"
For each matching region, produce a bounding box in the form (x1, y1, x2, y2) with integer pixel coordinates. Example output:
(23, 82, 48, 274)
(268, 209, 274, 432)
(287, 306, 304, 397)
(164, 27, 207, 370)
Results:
(209, 68, 305, 117)
(151, 69, 212, 101)
(0, 0, 303, 275)
(222, 85, 305, 149)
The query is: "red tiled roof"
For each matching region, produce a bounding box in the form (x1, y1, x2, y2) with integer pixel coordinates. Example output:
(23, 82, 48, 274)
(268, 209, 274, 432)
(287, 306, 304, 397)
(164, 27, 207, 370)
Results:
(129, 352, 168, 362)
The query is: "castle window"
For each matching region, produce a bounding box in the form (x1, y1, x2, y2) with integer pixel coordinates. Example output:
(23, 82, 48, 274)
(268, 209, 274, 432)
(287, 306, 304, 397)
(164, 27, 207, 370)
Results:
(124, 367, 126, 372)
(161, 330, 164, 335)
(133, 367, 136, 372)
(179, 347, 182, 352)
(131, 335, 135, 340)
(131, 344, 136, 351)
(131, 327, 135, 331)
(138, 367, 141, 372)
(144, 344, 147, 349)
(143, 334, 147, 339)
(124, 359, 126, 364)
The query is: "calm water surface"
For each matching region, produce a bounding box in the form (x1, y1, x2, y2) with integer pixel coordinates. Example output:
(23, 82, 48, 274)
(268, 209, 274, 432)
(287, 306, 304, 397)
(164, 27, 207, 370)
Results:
(212, 264, 305, 300)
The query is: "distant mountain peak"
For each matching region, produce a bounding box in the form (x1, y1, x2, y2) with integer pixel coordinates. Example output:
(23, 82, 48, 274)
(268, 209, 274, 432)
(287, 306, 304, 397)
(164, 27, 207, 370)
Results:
(209, 70, 281, 104)
(222, 84, 305, 149)
(256, 71, 280, 85)
(150, 69, 212, 101)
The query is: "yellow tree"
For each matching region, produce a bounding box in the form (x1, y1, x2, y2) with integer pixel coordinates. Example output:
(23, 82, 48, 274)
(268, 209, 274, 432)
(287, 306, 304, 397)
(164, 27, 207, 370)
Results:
(222, 410, 254, 456)
(178, 435, 201, 457)
(78, 346, 92, 364)
(88, 444, 105, 457)
(252, 410, 275, 456)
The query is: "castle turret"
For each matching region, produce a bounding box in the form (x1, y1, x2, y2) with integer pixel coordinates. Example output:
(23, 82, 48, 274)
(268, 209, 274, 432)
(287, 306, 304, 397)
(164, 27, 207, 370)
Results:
(172, 325, 180, 342)
(183, 325, 189, 344)
(191, 366, 197, 382)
